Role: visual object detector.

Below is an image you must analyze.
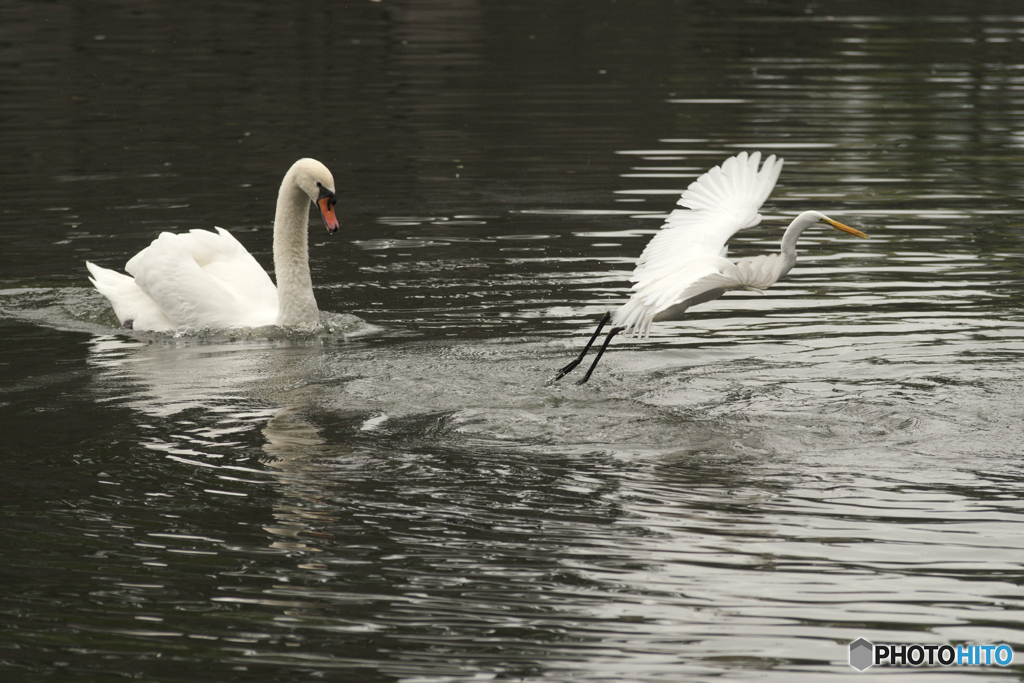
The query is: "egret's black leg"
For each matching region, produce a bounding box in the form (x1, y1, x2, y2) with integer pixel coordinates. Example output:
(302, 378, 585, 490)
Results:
(551, 311, 611, 382)
(575, 326, 625, 385)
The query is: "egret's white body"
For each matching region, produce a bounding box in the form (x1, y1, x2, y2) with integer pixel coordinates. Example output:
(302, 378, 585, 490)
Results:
(86, 158, 340, 332)
(554, 151, 868, 384)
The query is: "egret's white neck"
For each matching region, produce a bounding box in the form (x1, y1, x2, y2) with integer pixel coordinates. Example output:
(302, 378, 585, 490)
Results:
(777, 211, 824, 276)
(273, 179, 319, 327)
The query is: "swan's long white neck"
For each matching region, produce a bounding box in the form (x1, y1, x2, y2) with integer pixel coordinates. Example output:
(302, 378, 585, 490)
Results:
(273, 172, 318, 327)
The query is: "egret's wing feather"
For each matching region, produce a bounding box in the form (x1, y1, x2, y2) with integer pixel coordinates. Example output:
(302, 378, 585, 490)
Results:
(729, 253, 787, 290)
(632, 253, 788, 315)
(613, 250, 790, 340)
(641, 261, 735, 311)
(632, 151, 783, 285)
(630, 211, 745, 286)
(612, 152, 784, 336)
(613, 257, 732, 336)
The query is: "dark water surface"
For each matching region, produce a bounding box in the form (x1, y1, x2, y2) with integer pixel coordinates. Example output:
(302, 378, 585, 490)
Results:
(3, 2, 1024, 681)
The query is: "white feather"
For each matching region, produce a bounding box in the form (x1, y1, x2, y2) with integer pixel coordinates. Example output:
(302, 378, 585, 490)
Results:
(613, 151, 784, 337)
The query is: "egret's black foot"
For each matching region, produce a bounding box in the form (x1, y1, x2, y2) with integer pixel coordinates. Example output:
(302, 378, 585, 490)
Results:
(551, 360, 580, 382)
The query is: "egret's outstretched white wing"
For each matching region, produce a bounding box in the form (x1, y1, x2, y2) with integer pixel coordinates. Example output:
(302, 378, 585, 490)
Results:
(613, 151, 784, 336)
(632, 151, 783, 283)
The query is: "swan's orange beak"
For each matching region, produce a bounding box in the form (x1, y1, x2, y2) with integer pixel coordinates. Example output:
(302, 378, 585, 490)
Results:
(317, 195, 340, 234)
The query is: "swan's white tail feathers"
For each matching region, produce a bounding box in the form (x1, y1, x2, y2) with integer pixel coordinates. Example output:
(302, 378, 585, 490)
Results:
(86, 261, 175, 331)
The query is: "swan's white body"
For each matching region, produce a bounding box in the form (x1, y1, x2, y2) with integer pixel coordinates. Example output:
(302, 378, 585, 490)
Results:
(554, 151, 868, 384)
(87, 158, 339, 331)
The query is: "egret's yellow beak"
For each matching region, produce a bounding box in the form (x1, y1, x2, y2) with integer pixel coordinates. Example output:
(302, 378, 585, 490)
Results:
(822, 217, 868, 239)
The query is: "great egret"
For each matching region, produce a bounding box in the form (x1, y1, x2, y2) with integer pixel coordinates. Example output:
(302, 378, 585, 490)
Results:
(553, 151, 868, 385)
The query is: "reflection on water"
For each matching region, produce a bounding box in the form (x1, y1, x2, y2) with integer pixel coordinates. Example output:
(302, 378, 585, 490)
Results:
(55, 322, 1024, 679)
(3, 1, 1024, 681)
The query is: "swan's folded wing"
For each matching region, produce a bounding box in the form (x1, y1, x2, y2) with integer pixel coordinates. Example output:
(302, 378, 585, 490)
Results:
(126, 228, 278, 328)
(169, 228, 278, 313)
(126, 232, 250, 328)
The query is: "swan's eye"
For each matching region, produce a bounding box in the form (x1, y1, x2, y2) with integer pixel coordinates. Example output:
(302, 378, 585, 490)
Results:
(316, 183, 335, 204)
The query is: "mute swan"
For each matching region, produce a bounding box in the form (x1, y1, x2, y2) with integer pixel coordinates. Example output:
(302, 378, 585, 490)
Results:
(552, 151, 869, 384)
(86, 158, 339, 331)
